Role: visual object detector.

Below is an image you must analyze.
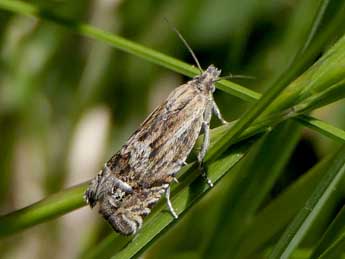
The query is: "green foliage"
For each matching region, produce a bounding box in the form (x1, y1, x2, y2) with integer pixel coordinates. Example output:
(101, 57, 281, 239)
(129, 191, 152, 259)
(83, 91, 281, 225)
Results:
(0, 0, 344, 258)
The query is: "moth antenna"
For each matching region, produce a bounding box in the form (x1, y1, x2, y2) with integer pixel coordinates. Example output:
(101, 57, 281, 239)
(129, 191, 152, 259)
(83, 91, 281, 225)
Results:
(216, 73, 256, 82)
(164, 18, 203, 73)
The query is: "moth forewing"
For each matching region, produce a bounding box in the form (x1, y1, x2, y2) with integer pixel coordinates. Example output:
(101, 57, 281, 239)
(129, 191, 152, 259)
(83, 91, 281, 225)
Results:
(85, 65, 226, 235)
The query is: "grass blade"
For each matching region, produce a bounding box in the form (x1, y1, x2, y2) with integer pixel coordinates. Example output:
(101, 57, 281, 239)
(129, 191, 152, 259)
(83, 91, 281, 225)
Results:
(0, 0, 258, 102)
(0, 182, 88, 237)
(310, 204, 345, 259)
(297, 115, 345, 143)
(203, 121, 302, 258)
(268, 144, 345, 259)
(205, 0, 344, 161)
(236, 155, 331, 258)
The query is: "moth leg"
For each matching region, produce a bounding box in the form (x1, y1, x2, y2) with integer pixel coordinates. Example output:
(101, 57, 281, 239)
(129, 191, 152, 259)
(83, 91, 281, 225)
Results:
(198, 121, 213, 187)
(212, 101, 227, 124)
(165, 186, 178, 219)
(198, 121, 210, 164)
(199, 162, 213, 187)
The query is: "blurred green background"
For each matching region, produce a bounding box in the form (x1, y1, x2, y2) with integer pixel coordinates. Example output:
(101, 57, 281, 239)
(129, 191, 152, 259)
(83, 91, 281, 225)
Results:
(0, 0, 344, 258)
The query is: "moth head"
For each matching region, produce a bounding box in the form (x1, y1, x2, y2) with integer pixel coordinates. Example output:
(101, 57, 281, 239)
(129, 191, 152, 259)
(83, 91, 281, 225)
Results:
(195, 64, 221, 93)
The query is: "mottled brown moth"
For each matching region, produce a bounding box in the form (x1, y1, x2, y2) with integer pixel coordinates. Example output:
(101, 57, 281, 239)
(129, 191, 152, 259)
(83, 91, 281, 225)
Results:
(84, 28, 227, 235)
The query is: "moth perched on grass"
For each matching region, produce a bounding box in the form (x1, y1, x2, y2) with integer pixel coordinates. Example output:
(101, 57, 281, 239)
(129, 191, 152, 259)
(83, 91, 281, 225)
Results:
(84, 28, 227, 235)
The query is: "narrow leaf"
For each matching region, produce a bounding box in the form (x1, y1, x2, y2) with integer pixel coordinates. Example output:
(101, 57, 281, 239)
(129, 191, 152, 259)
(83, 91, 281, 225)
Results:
(0, 182, 88, 236)
(310, 204, 345, 259)
(204, 121, 302, 258)
(268, 144, 345, 259)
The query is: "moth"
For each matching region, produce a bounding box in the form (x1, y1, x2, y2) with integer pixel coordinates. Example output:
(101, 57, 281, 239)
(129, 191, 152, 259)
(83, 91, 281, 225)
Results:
(84, 28, 227, 235)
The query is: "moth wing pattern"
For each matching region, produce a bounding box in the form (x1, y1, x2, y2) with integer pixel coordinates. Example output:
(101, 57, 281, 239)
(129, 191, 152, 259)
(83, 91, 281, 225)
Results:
(107, 82, 208, 186)
(85, 65, 225, 235)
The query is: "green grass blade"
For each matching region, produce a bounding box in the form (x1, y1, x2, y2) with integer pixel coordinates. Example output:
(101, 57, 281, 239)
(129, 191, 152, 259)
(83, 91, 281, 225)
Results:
(236, 156, 331, 258)
(268, 144, 345, 259)
(293, 79, 345, 114)
(310, 204, 345, 259)
(203, 121, 302, 258)
(0, 182, 88, 237)
(0, 0, 258, 103)
(297, 115, 345, 143)
(298, 0, 330, 55)
(204, 0, 344, 161)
